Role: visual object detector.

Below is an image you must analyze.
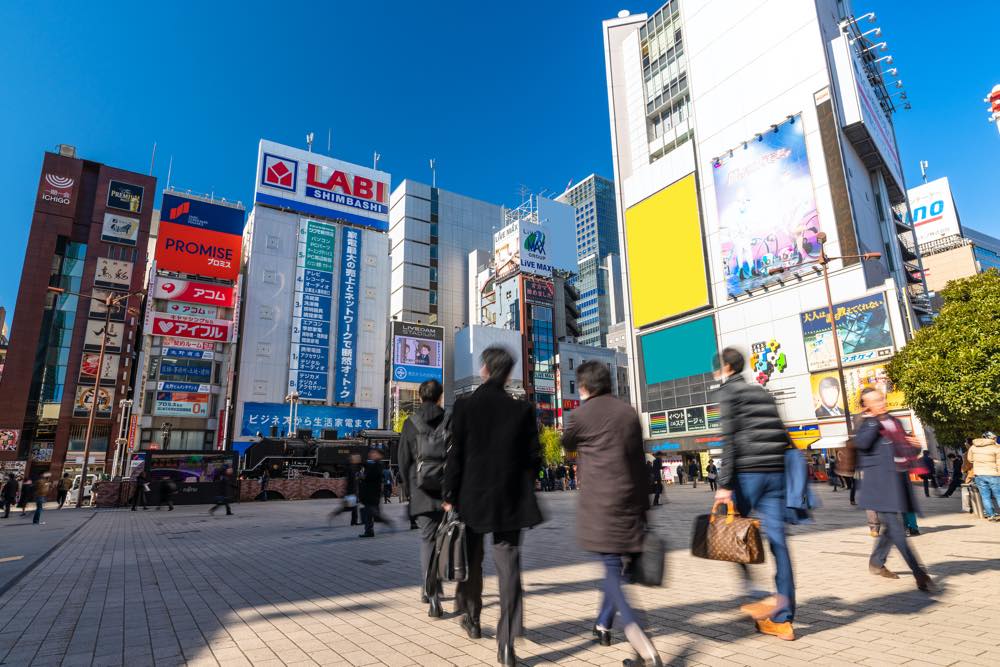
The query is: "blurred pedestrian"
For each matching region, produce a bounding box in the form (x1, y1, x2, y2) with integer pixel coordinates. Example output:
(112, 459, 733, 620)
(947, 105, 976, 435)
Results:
(966, 432, 1000, 521)
(1, 473, 16, 518)
(706, 461, 718, 492)
(57, 473, 72, 508)
(157, 477, 176, 511)
(568, 463, 577, 490)
(688, 460, 699, 489)
(676, 465, 684, 486)
(259, 468, 269, 501)
(33, 472, 52, 525)
(382, 464, 394, 504)
(398, 378, 448, 618)
(649, 461, 663, 507)
(358, 449, 384, 537)
(208, 467, 235, 516)
(131, 472, 149, 511)
(854, 387, 933, 591)
(919, 450, 940, 498)
(563, 361, 661, 666)
(941, 451, 965, 498)
(828, 458, 840, 492)
(443, 346, 542, 666)
(17, 477, 33, 516)
(714, 348, 796, 641)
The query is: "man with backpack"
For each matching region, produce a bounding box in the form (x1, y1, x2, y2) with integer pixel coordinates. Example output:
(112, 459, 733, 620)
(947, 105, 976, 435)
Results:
(397, 378, 448, 618)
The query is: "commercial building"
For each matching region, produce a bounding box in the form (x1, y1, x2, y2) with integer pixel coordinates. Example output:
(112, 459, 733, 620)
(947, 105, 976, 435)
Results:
(554, 341, 629, 428)
(452, 325, 525, 397)
(0, 146, 155, 477)
(233, 140, 391, 449)
(604, 1, 930, 454)
(133, 190, 245, 452)
(556, 174, 624, 346)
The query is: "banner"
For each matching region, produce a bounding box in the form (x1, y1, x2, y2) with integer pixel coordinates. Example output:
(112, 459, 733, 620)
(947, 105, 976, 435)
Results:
(391, 322, 444, 384)
(101, 212, 140, 246)
(155, 391, 210, 417)
(157, 381, 211, 392)
(94, 258, 133, 289)
(289, 219, 335, 400)
(240, 402, 378, 438)
(163, 347, 214, 360)
(153, 278, 236, 308)
(713, 114, 822, 297)
(155, 221, 242, 281)
(800, 293, 895, 371)
(334, 226, 361, 403)
(149, 313, 232, 342)
(161, 192, 245, 236)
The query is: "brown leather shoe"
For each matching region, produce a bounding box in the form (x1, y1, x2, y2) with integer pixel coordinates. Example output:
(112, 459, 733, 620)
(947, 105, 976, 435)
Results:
(915, 572, 935, 592)
(869, 566, 899, 579)
(755, 618, 795, 641)
(740, 596, 777, 620)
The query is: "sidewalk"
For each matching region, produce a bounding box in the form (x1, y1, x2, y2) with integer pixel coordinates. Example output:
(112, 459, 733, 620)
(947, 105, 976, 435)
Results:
(0, 505, 96, 597)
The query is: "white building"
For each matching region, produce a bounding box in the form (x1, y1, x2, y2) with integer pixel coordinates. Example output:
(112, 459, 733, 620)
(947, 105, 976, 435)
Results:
(604, 1, 930, 453)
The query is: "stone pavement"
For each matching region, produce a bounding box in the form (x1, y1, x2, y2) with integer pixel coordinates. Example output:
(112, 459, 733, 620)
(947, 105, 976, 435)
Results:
(0, 484, 997, 667)
(0, 502, 96, 595)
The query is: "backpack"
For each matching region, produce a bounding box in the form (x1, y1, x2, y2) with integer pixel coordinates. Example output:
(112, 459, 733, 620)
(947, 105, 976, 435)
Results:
(409, 412, 450, 495)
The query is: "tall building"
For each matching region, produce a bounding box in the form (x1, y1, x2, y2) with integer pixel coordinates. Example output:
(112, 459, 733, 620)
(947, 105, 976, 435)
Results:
(0, 147, 155, 478)
(557, 175, 624, 346)
(604, 1, 931, 457)
(233, 140, 390, 448)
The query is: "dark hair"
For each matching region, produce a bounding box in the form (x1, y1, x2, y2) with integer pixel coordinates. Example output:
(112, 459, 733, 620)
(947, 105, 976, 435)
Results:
(576, 360, 612, 397)
(859, 386, 881, 406)
(481, 345, 515, 383)
(418, 379, 443, 403)
(718, 347, 745, 374)
(819, 377, 840, 392)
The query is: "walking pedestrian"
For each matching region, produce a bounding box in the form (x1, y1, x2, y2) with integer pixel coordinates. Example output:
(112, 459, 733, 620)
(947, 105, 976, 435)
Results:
(358, 449, 384, 537)
(676, 465, 684, 486)
(131, 472, 149, 510)
(688, 460, 699, 489)
(33, 472, 52, 525)
(706, 461, 718, 492)
(17, 477, 33, 516)
(157, 477, 176, 510)
(382, 464, 394, 504)
(966, 432, 1000, 521)
(443, 346, 543, 666)
(259, 468, 269, 501)
(208, 467, 235, 516)
(828, 458, 840, 492)
(941, 452, 965, 498)
(649, 461, 663, 507)
(57, 473, 71, 508)
(854, 387, 933, 591)
(919, 450, 940, 498)
(1, 473, 16, 518)
(568, 463, 577, 490)
(562, 361, 662, 666)
(397, 379, 448, 618)
(714, 347, 797, 641)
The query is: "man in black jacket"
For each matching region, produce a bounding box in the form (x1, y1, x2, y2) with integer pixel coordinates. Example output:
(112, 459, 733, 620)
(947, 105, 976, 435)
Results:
(398, 378, 447, 618)
(714, 347, 796, 641)
(443, 346, 542, 666)
(209, 467, 235, 516)
(358, 449, 385, 538)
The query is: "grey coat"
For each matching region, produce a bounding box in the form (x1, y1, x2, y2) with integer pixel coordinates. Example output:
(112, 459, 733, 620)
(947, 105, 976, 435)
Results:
(562, 393, 648, 554)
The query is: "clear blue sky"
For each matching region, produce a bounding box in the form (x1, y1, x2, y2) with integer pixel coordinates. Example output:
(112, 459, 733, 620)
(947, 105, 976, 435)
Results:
(0, 1, 996, 321)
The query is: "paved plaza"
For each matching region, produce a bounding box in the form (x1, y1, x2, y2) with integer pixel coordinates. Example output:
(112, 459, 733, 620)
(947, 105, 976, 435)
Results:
(0, 484, 998, 667)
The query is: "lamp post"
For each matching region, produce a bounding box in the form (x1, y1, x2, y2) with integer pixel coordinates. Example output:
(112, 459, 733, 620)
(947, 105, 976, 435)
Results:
(284, 390, 300, 437)
(48, 286, 143, 507)
(769, 232, 882, 435)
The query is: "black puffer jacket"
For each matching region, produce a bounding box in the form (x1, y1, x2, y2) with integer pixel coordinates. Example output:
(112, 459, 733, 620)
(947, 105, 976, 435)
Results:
(717, 374, 788, 489)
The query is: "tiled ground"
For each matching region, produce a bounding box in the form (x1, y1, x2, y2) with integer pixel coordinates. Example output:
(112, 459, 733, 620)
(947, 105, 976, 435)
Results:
(0, 484, 997, 666)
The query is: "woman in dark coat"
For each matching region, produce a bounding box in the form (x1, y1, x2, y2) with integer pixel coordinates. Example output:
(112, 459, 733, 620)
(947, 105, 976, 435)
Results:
(563, 361, 661, 667)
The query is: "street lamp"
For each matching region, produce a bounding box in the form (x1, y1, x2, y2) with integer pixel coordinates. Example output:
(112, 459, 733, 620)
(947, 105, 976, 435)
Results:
(284, 391, 300, 437)
(769, 232, 881, 434)
(47, 285, 143, 507)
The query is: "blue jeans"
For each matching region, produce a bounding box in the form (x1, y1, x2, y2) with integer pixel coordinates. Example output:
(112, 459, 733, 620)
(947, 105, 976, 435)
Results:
(974, 475, 1000, 517)
(736, 472, 795, 623)
(33, 496, 46, 524)
(596, 554, 638, 629)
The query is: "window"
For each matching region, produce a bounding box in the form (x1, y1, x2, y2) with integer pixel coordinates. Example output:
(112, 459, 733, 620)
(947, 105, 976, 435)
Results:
(570, 381, 576, 394)
(429, 267, 438, 282)
(429, 290, 437, 305)
(569, 358, 574, 370)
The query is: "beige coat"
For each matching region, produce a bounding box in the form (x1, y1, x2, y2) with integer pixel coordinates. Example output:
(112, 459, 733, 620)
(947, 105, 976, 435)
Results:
(966, 438, 1000, 477)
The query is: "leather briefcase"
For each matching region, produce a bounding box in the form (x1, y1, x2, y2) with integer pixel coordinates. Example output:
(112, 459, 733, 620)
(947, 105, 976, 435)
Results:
(690, 500, 764, 564)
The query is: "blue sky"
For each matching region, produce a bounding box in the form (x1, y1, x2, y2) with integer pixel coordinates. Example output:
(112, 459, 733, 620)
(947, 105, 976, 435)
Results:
(0, 1, 996, 321)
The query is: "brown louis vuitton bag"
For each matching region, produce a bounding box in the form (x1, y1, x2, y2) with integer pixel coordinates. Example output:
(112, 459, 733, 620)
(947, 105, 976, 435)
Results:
(690, 500, 765, 564)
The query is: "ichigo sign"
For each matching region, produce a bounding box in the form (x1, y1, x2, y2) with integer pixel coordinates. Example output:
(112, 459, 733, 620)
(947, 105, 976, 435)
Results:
(149, 314, 232, 342)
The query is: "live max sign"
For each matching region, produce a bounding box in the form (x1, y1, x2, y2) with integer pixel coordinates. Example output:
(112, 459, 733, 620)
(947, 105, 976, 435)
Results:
(153, 277, 236, 308)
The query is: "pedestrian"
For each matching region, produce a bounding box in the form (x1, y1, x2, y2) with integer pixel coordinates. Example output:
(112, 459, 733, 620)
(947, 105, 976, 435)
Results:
(714, 347, 796, 641)
(965, 431, 1000, 521)
(57, 473, 71, 508)
(208, 467, 235, 516)
(358, 449, 384, 537)
(17, 477, 33, 516)
(568, 463, 577, 490)
(157, 477, 176, 510)
(854, 387, 933, 590)
(827, 458, 840, 491)
(562, 360, 662, 666)
(918, 450, 940, 498)
(259, 468, 269, 501)
(557, 464, 567, 491)
(688, 460, 699, 489)
(328, 455, 362, 525)
(941, 451, 965, 498)
(706, 461, 718, 491)
(1, 473, 17, 518)
(545, 466, 554, 492)
(676, 464, 684, 486)
(131, 472, 149, 511)
(33, 472, 52, 525)
(397, 378, 448, 618)
(443, 346, 543, 667)
(382, 464, 394, 504)
(649, 461, 663, 506)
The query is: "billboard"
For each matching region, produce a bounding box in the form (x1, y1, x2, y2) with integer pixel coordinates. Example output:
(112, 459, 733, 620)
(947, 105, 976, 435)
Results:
(493, 222, 520, 279)
(254, 139, 390, 232)
(79, 353, 120, 385)
(289, 219, 335, 400)
(94, 258, 133, 289)
(625, 174, 709, 327)
(155, 221, 242, 281)
(39, 172, 76, 209)
(240, 402, 378, 438)
(158, 381, 211, 393)
(0, 429, 19, 452)
(519, 222, 552, 277)
(334, 226, 361, 403)
(391, 322, 444, 384)
(163, 347, 214, 360)
(148, 313, 233, 343)
(809, 362, 905, 420)
(648, 401, 721, 438)
(154, 391, 210, 417)
(73, 385, 114, 418)
(152, 277, 236, 308)
(159, 361, 213, 382)
(800, 293, 894, 371)
(160, 192, 245, 236)
(165, 302, 217, 318)
(83, 319, 124, 352)
(101, 212, 140, 246)
(713, 114, 821, 298)
(907, 177, 962, 245)
(107, 180, 144, 213)
(639, 316, 717, 386)
(524, 278, 554, 304)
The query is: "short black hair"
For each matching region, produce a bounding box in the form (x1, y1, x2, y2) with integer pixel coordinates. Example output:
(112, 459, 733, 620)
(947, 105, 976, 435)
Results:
(481, 345, 515, 383)
(719, 347, 745, 374)
(419, 379, 443, 403)
(576, 360, 612, 397)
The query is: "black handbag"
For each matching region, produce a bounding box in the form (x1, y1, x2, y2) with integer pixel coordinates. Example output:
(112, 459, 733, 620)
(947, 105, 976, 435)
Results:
(431, 511, 469, 585)
(628, 523, 666, 587)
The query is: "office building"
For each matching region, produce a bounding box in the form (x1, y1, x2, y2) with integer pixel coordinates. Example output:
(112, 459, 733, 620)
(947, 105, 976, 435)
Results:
(0, 146, 155, 477)
(604, 1, 931, 454)
(554, 341, 629, 428)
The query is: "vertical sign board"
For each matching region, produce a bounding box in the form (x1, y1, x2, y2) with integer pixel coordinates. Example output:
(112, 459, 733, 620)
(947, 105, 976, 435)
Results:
(289, 219, 335, 399)
(334, 227, 361, 404)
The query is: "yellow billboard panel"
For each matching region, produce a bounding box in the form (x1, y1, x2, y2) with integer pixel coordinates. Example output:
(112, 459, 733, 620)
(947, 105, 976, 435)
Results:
(626, 174, 709, 327)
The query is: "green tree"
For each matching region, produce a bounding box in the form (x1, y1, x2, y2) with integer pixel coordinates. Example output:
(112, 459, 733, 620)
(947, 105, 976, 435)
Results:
(539, 426, 564, 466)
(392, 409, 410, 433)
(887, 270, 1000, 444)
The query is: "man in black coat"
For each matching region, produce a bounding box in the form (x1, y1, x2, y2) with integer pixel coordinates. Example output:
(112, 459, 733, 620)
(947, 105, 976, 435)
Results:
(714, 347, 796, 641)
(398, 378, 447, 617)
(358, 449, 385, 537)
(209, 467, 235, 515)
(443, 345, 542, 666)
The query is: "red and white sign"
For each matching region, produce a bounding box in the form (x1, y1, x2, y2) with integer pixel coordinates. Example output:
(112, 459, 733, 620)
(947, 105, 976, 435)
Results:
(162, 336, 216, 351)
(216, 409, 227, 450)
(126, 415, 138, 453)
(153, 277, 236, 307)
(155, 221, 242, 281)
(41, 174, 75, 207)
(149, 313, 232, 342)
(165, 302, 218, 318)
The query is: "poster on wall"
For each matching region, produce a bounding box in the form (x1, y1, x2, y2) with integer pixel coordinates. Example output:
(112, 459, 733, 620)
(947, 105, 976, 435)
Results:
(667, 410, 687, 433)
(0, 429, 19, 452)
(94, 258, 133, 289)
(713, 113, 821, 297)
(649, 412, 668, 435)
(685, 406, 707, 431)
(79, 353, 120, 385)
(809, 362, 905, 420)
(101, 212, 140, 246)
(800, 294, 894, 371)
(107, 180, 144, 213)
(391, 322, 444, 384)
(73, 385, 114, 418)
(83, 319, 124, 351)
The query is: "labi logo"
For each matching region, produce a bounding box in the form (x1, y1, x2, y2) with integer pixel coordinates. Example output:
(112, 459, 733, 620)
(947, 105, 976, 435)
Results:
(524, 231, 546, 255)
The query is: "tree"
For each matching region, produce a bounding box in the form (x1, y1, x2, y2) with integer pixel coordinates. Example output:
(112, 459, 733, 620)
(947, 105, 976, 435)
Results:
(392, 409, 409, 433)
(887, 270, 1000, 444)
(539, 426, 564, 466)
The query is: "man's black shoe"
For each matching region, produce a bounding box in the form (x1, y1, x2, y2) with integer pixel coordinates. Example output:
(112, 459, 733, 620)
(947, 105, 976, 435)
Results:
(497, 643, 516, 665)
(359, 531, 375, 538)
(428, 596, 443, 618)
(460, 615, 481, 639)
(592, 625, 612, 646)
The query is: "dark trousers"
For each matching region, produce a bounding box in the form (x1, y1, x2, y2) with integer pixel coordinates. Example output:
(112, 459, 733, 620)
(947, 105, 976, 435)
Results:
(942, 473, 962, 497)
(33, 496, 47, 524)
(158, 494, 174, 510)
(210, 496, 232, 515)
(57, 489, 68, 508)
(691, 476, 697, 488)
(131, 489, 147, 510)
(416, 511, 444, 597)
(870, 512, 924, 576)
(361, 504, 379, 533)
(921, 474, 939, 497)
(456, 529, 523, 648)
(708, 478, 717, 491)
(737, 472, 795, 623)
(2, 500, 10, 518)
(597, 554, 638, 629)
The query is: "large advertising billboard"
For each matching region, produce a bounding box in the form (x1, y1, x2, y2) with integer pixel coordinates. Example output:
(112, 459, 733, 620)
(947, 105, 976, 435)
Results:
(106, 180, 144, 213)
(907, 177, 962, 246)
(155, 391, 210, 417)
(519, 222, 552, 277)
(254, 140, 390, 232)
(800, 293, 895, 371)
(289, 219, 335, 400)
(79, 353, 120, 386)
(809, 362, 905, 419)
(391, 322, 444, 384)
(334, 226, 362, 403)
(626, 173, 709, 327)
(240, 402, 378, 438)
(155, 221, 242, 281)
(713, 114, 821, 298)
(148, 313, 233, 343)
(101, 212, 140, 246)
(152, 277, 236, 308)
(160, 192, 245, 236)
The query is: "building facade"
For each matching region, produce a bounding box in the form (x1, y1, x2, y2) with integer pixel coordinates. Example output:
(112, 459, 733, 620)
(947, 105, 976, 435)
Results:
(0, 147, 155, 478)
(554, 341, 629, 428)
(604, 1, 930, 454)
